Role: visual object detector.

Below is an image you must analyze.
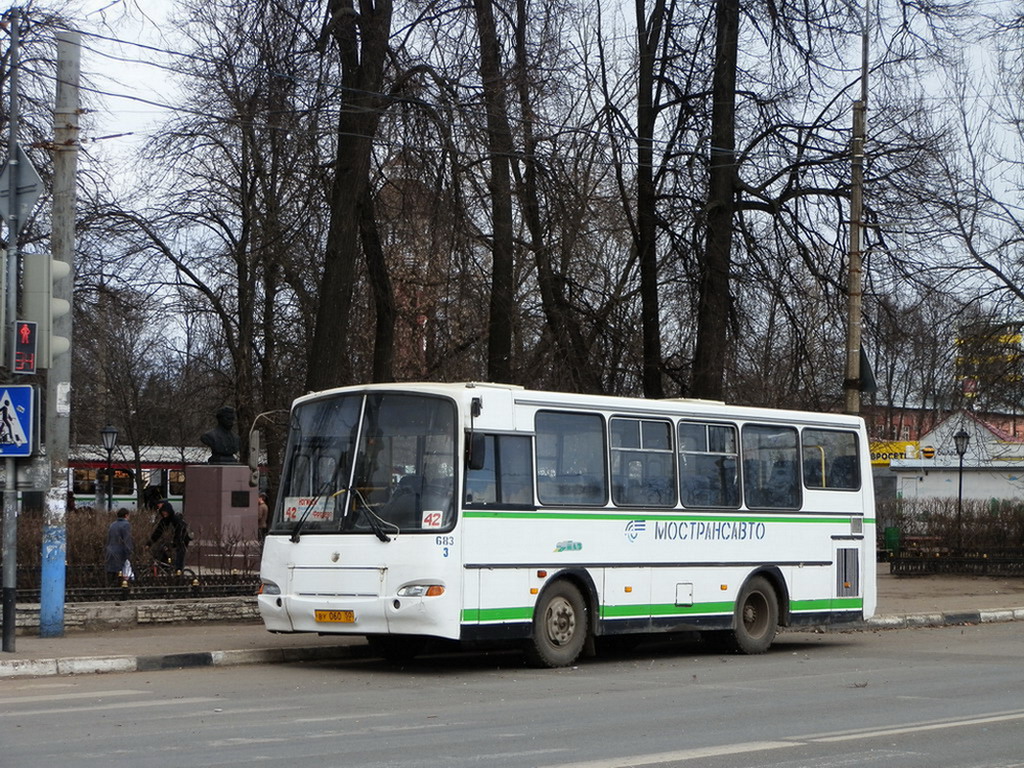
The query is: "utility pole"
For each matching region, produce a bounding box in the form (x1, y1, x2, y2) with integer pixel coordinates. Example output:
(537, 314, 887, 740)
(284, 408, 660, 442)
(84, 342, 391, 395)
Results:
(1, 8, 20, 653)
(843, 7, 869, 416)
(38, 31, 80, 638)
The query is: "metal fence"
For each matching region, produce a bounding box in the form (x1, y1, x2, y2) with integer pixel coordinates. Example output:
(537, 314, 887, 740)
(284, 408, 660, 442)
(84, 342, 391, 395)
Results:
(13, 565, 260, 602)
(890, 556, 1024, 577)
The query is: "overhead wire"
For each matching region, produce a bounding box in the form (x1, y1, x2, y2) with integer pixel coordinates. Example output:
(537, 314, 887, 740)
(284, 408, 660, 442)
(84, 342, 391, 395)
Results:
(43, 23, 889, 166)
(24, 15, 1001, 180)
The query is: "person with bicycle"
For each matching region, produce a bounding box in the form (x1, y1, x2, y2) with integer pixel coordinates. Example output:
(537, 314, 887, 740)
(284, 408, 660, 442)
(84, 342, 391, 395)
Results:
(149, 499, 190, 574)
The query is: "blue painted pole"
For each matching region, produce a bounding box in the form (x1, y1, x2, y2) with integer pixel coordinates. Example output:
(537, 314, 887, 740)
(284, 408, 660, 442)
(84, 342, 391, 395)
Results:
(39, 520, 66, 637)
(38, 30, 81, 639)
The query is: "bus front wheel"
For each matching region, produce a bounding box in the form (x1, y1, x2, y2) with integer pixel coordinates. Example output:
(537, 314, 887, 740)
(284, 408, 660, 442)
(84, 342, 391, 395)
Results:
(526, 580, 588, 668)
(730, 575, 778, 654)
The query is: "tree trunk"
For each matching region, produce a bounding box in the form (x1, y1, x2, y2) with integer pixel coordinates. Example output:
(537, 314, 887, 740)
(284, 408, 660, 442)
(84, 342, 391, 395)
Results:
(306, 0, 393, 392)
(473, 0, 516, 385)
(636, 0, 666, 399)
(691, 0, 739, 400)
(360, 186, 395, 382)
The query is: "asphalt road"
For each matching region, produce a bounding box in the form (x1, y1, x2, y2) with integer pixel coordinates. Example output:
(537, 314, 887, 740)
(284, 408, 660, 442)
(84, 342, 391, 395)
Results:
(1, 622, 1021, 768)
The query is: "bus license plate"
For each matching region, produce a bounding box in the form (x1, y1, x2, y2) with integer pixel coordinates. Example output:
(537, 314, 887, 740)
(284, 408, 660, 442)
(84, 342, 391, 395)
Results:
(315, 610, 355, 623)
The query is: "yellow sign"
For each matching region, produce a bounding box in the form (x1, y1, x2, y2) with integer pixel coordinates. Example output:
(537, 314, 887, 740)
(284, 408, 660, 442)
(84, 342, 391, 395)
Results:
(870, 441, 921, 465)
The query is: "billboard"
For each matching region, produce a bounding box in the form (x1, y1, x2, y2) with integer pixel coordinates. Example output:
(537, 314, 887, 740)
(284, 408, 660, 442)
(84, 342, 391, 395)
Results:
(870, 441, 925, 466)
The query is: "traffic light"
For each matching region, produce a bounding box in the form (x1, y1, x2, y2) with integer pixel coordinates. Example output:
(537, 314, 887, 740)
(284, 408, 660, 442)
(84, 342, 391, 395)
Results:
(21, 252, 71, 369)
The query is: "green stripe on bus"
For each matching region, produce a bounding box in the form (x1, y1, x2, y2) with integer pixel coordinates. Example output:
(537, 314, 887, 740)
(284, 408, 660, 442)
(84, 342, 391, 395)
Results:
(462, 607, 534, 622)
(601, 601, 734, 619)
(790, 597, 863, 611)
(463, 510, 873, 525)
(464, 597, 864, 623)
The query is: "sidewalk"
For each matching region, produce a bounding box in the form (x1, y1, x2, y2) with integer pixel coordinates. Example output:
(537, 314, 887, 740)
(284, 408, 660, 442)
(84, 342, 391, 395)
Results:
(2, 565, 1023, 679)
(0, 621, 368, 679)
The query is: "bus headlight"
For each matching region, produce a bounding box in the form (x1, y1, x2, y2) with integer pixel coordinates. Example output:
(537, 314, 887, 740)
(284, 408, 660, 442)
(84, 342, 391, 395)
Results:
(397, 584, 445, 597)
(259, 580, 281, 596)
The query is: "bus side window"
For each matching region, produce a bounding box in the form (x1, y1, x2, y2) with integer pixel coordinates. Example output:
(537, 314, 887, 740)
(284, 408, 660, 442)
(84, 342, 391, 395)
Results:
(465, 434, 534, 506)
(535, 411, 606, 506)
(72, 468, 94, 496)
(610, 418, 676, 507)
(742, 424, 801, 509)
(168, 470, 186, 497)
(678, 422, 739, 508)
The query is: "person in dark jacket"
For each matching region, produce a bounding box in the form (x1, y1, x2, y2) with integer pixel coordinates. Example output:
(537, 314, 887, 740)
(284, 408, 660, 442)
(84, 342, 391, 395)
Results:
(149, 499, 189, 573)
(105, 508, 133, 585)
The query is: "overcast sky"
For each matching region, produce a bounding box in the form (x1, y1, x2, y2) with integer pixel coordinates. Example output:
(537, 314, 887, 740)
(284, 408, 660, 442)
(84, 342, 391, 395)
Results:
(61, 0, 176, 163)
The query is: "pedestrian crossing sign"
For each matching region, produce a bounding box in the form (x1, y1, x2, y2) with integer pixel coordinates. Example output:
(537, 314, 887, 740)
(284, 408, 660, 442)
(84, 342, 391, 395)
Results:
(0, 385, 33, 457)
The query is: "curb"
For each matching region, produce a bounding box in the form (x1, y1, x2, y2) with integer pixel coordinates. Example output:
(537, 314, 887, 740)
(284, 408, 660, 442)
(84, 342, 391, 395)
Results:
(0, 642, 367, 680)
(860, 607, 1024, 630)
(2, 608, 1022, 680)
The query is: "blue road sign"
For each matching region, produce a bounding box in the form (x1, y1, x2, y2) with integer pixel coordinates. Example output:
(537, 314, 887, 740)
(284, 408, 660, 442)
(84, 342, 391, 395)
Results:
(0, 385, 33, 456)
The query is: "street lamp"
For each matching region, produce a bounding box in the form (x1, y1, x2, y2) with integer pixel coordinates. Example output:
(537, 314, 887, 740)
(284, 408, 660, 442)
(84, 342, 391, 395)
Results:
(953, 428, 970, 554)
(100, 424, 118, 513)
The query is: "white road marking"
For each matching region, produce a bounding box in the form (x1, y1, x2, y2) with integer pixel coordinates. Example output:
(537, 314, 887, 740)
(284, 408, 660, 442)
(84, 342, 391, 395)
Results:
(540, 709, 1024, 767)
(539, 741, 794, 768)
(0, 696, 219, 717)
(806, 709, 1024, 743)
(0, 689, 145, 705)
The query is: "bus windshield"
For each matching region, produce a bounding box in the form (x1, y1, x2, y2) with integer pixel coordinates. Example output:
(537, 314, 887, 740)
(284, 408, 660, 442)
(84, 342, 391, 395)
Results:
(272, 392, 457, 536)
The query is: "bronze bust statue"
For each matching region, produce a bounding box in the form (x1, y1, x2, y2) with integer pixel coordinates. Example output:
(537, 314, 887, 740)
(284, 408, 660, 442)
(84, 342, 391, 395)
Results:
(201, 406, 240, 464)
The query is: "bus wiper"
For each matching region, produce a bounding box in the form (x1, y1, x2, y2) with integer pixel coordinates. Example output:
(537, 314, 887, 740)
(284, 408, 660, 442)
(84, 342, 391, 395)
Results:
(290, 483, 346, 543)
(350, 487, 396, 543)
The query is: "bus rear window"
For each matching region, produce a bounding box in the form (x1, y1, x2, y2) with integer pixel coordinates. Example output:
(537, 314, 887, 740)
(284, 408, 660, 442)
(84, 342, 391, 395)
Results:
(802, 429, 860, 490)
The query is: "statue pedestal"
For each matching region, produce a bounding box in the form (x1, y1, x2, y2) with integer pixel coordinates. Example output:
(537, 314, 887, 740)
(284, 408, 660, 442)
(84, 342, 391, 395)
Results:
(184, 464, 258, 571)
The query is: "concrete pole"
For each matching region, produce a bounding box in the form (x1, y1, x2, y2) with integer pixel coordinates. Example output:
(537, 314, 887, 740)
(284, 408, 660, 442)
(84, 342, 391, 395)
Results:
(1, 8, 20, 653)
(843, 100, 865, 415)
(39, 31, 81, 638)
(843, 6, 869, 416)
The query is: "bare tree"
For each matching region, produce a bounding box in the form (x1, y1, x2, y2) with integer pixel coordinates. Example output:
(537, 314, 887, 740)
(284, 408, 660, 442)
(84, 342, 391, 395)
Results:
(83, 0, 330, 470)
(72, 0, 995, 431)
(306, 0, 394, 391)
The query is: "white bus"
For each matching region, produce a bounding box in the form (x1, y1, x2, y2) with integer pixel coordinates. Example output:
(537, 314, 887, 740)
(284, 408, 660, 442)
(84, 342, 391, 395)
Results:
(258, 382, 875, 667)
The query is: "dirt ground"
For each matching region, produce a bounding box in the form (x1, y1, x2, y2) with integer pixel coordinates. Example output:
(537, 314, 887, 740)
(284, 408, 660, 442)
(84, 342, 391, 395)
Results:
(875, 563, 1024, 615)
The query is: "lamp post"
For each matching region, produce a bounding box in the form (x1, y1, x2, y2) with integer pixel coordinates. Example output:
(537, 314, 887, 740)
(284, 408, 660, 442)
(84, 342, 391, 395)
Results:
(100, 425, 118, 513)
(953, 428, 970, 554)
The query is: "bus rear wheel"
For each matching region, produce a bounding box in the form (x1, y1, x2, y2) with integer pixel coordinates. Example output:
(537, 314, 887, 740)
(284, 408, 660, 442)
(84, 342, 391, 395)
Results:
(526, 580, 588, 668)
(729, 575, 778, 654)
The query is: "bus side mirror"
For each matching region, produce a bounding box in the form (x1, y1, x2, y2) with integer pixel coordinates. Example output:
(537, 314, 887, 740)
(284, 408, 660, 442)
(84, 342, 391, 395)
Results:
(466, 431, 486, 471)
(248, 429, 261, 487)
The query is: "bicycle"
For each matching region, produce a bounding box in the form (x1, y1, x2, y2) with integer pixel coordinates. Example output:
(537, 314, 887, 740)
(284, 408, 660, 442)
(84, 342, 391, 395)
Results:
(138, 542, 196, 582)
